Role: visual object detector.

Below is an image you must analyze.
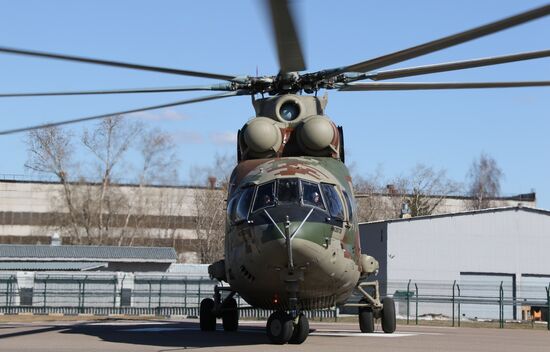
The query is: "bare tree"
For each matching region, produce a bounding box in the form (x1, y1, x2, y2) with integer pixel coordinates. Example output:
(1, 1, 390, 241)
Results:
(25, 116, 181, 247)
(395, 164, 461, 217)
(190, 153, 235, 264)
(25, 127, 84, 243)
(353, 167, 389, 222)
(467, 153, 503, 210)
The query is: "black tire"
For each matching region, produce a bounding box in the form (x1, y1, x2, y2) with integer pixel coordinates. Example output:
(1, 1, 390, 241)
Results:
(200, 298, 216, 331)
(266, 311, 293, 344)
(289, 314, 309, 344)
(381, 297, 396, 333)
(222, 297, 239, 332)
(359, 306, 375, 333)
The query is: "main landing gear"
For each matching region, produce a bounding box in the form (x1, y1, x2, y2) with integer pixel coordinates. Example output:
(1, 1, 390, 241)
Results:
(198, 285, 310, 344)
(352, 281, 396, 334)
(199, 286, 239, 332)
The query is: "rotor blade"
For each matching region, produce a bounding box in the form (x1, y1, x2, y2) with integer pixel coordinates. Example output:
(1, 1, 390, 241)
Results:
(267, 0, 306, 72)
(0, 91, 246, 136)
(339, 81, 550, 91)
(359, 49, 550, 81)
(0, 46, 237, 81)
(0, 83, 235, 98)
(326, 3, 550, 78)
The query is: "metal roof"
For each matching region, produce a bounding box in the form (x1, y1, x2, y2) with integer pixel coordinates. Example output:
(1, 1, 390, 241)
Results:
(0, 245, 177, 263)
(0, 261, 107, 271)
(361, 206, 550, 225)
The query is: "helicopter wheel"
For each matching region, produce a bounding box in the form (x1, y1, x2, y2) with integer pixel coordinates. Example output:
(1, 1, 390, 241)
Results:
(221, 297, 239, 331)
(381, 297, 396, 333)
(289, 313, 309, 344)
(199, 298, 216, 331)
(266, 311, 293, 344)
(358, 305, 375, 333)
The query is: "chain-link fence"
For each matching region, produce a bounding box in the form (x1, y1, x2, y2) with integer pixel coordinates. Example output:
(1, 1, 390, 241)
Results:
(0, 272, 337, 319)
(2, 273, 549, 328)
(384, 279, 550, 329)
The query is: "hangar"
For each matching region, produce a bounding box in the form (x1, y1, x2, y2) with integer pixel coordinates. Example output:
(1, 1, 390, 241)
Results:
(359, 206, 550, 320)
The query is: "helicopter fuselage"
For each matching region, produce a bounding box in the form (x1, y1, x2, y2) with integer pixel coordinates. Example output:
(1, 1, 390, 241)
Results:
(224, 156, 361, 310)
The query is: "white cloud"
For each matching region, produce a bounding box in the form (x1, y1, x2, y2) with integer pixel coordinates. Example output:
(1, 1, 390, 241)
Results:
(171, 131, 204, 144)
(132, 109, 190, 122)
(210, 131, 237, 145)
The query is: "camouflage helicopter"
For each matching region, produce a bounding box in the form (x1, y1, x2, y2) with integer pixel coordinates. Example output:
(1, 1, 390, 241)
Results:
(1, 0, 550, 345)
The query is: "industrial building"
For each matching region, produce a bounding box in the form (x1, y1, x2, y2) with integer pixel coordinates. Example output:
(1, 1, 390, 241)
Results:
(0, 177, 535, 262)
(360, 206, 550, 320)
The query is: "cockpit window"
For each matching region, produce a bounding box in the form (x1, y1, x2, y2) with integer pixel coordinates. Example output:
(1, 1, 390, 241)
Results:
(227, 194, 238, 221)
(235, 187, 254, 222)
(302, 181, 325, 210)
(277, 178, 299, 204)
(321, 183, 344, 220)
(342, 190, 353, 222)
(252, 181, 275, 212)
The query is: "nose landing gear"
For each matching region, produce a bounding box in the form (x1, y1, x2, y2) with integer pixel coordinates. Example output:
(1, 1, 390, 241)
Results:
(266, 310, 309, 344)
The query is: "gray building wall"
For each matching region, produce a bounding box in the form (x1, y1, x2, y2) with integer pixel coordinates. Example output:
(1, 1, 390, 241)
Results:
(360, 207, 550, 320)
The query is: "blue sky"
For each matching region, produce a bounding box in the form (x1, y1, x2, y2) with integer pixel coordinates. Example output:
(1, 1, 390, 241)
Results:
(0, 0, 549, 208)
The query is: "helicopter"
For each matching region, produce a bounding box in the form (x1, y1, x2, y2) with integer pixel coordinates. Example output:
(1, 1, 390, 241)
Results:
(0, 0, 550, 345)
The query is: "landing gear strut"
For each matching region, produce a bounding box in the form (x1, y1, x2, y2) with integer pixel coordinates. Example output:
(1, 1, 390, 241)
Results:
(199, 286, 240, 332)
(348, 280, 396, 334)
(265, 216, 310, 344)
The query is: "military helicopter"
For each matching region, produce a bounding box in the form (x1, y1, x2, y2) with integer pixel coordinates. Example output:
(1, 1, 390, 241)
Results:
(1, 0, 550, 345)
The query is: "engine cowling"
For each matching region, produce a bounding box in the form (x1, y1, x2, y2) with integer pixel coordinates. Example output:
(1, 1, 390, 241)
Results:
(298, 115, 337, 155)
(242, 117, 282, 157)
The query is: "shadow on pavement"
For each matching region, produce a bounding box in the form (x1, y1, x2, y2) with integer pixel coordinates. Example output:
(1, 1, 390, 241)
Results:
(61, 320, 269, 348)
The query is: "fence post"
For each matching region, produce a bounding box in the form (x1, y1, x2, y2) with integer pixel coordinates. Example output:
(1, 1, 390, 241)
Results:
(452, 280, 456, 327)
(78, 279, 82, 311)
(499, 281, 504, 328)
(184, 277, 188, 309)
(415, 283, 418, 325)
(43, 275, 49, 311)
(7, 275, 15, 314)
(81, 276, 88, 313)
(5, 276, 10, 309)
(406, 279, 411, 325)
(119, 274, 127, 309)
(112, 275, 117, 308)
(148, 281, 152, 309)
(457, 284, 461, 327)
(198, 278, 202, 305)
(158, 276, 165, 308)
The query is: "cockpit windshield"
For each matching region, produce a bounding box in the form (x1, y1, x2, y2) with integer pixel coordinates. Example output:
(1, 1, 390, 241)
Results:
(302, 181, 325, 210)
(251, 178, 330, 213)
(277, 178, 299, 204)
(252, 181, 275, 212)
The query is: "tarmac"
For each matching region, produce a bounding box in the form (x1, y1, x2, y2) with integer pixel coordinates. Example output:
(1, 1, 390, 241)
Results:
(0, 318, 548, 351)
